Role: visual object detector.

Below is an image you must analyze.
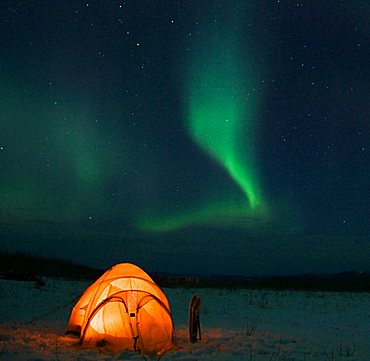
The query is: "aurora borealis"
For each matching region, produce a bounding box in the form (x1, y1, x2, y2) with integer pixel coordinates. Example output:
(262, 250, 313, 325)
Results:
(185, 5, 262, 210)
(1, 1, 369, 276)
(139, 3, 265, 233)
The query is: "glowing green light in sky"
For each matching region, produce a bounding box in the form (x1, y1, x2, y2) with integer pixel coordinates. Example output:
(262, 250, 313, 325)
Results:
(137, 2, 266, 233)
(186, 13, 262, 209)
(0, 76, 123, 223)
(139, 199, 264, 233)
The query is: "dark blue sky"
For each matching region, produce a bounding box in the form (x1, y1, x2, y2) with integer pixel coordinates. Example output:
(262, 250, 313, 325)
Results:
(1, 1, 369, 276)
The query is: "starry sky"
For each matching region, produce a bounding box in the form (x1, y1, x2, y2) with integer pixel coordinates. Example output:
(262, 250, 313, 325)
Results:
(1, 0, 369, 276)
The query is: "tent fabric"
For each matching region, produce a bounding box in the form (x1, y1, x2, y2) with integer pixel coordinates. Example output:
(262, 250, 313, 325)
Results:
(67, 263, 175, 357)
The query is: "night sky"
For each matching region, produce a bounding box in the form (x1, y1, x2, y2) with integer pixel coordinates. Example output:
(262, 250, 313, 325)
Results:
(1, 0, 369, 276)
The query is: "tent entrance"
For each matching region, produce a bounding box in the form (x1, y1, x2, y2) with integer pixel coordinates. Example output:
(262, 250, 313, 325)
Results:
(82, 296, 138, 351)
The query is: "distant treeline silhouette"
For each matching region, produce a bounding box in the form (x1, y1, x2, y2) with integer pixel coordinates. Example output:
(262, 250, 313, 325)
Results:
(152, 272, 370, 292)
(1, 251, 370, 292)
(0, 251, 102, 280)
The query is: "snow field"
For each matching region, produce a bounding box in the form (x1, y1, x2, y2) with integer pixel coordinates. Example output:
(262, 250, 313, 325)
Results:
(1, 278, 370, 360)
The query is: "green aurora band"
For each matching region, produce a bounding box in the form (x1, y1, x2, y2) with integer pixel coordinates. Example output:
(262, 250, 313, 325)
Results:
(138, 4, 266, 233)
(0, 74, 124, 223)
(186, 15, 262, 210)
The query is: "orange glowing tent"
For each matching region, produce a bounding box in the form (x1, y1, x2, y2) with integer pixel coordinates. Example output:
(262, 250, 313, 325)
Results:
(67, 263, 175, 357)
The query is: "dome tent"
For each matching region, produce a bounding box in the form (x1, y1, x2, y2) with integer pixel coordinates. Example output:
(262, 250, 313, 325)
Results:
(67, 263, 175, 357)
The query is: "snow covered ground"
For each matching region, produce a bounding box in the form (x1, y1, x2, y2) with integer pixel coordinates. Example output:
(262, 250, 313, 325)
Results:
(1, 277, 370, 360)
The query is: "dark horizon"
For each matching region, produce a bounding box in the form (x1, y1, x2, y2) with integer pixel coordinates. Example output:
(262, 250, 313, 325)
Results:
(2, 248, 370, 279)
(1, 1, 369, 276)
